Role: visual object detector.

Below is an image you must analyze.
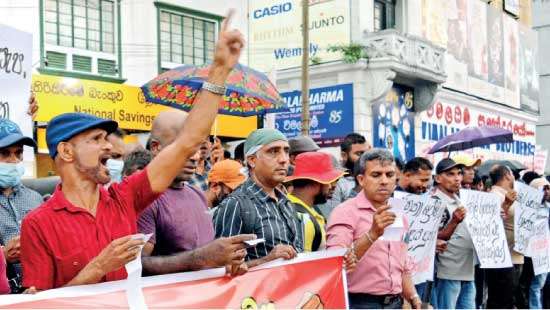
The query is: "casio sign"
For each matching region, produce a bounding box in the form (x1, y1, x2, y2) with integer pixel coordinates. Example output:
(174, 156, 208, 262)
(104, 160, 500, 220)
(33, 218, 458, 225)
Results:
(253, 2, 292, 19)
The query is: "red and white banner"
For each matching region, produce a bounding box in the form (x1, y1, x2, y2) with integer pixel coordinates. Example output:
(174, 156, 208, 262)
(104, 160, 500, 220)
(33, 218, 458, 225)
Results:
(0, 250, 347, 309)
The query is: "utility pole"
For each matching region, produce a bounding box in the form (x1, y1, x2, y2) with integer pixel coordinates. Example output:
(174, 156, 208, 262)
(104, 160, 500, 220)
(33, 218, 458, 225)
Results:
(300, 0, 310, 135)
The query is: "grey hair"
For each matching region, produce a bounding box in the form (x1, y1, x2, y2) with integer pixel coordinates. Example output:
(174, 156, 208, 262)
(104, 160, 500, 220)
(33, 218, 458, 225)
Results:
(357, 148, 395, 175)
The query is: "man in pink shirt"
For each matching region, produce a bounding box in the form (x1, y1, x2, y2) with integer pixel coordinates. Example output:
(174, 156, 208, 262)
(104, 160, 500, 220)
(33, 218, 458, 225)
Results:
(327, 148, 420, 309)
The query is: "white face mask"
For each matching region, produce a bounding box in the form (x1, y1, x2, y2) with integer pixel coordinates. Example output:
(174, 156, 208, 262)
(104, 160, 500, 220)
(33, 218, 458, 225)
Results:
(0, 162, 25, 188)
(106, 159, 124, 182)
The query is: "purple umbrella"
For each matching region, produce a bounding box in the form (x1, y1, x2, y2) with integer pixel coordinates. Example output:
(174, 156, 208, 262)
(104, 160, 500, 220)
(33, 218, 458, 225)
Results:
(428, 126, 514, 154)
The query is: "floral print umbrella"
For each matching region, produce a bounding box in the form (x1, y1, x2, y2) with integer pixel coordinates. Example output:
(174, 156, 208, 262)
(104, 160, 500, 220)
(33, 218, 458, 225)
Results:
(141, 63, 287, 116)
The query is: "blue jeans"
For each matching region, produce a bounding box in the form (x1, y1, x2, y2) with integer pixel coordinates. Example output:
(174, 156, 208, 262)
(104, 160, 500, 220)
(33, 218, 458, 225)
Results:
(435, 279, 476, 309)
(530, 273, 548, 309)
(415, 282, 427, 302)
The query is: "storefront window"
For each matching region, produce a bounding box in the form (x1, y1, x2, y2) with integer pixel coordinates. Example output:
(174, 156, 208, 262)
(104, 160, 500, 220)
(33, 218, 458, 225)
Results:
(374, 0, 396, 32)
(44, 0, 115, 53)
(158, 10, 217, 66)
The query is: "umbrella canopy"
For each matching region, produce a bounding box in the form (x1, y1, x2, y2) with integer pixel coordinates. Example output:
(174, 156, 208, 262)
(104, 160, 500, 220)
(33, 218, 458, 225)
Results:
(477, 159, 527, 177)
(141, 63, 287, 116)
(428, 126, 514, 154)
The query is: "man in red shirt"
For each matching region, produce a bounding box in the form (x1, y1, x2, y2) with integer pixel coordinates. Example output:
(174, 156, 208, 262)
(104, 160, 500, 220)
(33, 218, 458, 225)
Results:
(20, 11, 252, 291)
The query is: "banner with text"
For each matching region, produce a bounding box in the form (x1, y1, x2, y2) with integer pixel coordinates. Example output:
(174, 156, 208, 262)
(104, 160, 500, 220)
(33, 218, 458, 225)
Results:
(248, 0, 351, 72)
(395, 191, 445, 284)
(0, 251, 347, 309)
(0, 24, 34, 176)
(275, 83, 353, 146)
(417, 99, 537, 170)
(461, 189, 512, 268)
(514, 181, 545, 255)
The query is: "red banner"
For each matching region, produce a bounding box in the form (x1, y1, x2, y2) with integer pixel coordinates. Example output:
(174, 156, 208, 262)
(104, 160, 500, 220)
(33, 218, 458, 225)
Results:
(0, 251, 347, 309)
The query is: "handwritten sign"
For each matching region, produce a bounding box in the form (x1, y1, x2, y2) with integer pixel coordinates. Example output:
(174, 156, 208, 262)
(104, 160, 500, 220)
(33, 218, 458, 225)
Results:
(527, 208, 550, 275)
(514, 181, 544, 254)
(461, 189, 512, 268)
(0, 24, 33, 176)
(394, 191, 445, 284)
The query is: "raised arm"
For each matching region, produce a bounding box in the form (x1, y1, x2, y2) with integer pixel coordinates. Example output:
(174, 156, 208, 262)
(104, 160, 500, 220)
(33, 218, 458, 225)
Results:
(146, 11, 244, 193)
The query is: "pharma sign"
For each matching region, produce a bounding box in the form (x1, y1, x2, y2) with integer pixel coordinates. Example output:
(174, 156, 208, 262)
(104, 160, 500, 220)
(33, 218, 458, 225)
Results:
(248, 0, 351, 72)
(275, 83, 353, 146)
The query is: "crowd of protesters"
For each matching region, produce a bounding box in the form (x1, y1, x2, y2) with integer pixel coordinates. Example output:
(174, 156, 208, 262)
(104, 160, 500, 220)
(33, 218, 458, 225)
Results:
(2, 11, 550, 310)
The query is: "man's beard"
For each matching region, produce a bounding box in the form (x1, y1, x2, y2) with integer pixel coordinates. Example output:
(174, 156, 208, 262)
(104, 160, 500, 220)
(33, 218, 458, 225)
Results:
(213, 192, 228, 207)
(75, 160, 110, 185)
(313, 191, 328, 205)
(344, 157, 355, 173)
(406, 184, 426, 195)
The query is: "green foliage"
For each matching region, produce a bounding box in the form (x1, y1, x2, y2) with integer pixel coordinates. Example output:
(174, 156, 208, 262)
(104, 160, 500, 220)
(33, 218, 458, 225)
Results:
(327, 43, 368, 64)
(310, 56, 322, 65)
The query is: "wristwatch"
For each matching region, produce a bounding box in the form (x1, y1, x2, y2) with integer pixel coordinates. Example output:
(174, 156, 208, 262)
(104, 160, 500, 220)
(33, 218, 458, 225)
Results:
(202, 81, 226, 96)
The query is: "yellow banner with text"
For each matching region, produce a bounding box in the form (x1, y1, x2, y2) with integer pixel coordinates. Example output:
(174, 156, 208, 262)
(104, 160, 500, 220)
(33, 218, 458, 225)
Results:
(31, 74, 257, 136)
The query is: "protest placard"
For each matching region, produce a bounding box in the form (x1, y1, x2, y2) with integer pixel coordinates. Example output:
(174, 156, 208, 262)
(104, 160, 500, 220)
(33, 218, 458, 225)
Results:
(0, 24, 33, 176)
(461, 189, 512, 268)
(382, 198, 406, 242)
(514, 181, 545, 254)
(528, 208, 550, 275)
(394, 191, 445, 284)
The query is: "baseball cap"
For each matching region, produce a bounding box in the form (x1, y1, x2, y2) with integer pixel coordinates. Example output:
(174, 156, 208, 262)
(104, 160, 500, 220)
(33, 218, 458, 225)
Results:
(208, 159, 246, 190)
(436, 158, 465, 175)
(0, 118, 36, 148)
(452, 154, 481, 168)
(289, 136, 320, 155)
(46, 113, 118, 158)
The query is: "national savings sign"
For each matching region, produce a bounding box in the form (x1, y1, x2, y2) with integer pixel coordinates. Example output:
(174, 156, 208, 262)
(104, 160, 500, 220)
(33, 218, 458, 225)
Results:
(417, 100, 537, 166)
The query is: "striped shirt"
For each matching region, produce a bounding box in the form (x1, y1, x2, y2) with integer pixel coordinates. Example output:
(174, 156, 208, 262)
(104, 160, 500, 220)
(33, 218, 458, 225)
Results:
(213, 179, 303, 260)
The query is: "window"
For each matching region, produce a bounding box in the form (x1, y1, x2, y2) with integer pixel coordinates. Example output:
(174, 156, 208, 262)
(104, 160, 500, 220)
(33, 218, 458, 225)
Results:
(374, 0, 396, 32)
(44, 0, 115, 53)
(159, 10, 216, 66)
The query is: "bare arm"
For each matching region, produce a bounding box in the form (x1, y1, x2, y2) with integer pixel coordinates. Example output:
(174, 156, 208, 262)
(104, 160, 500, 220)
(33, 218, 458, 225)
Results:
(141, 235, 254, 275)
(402, 273, 421, 309)
(438, 221, 459, 241)
(64, 237, 144, 287)
(146, 11, 244, 193)
(246, 245, 297, 269)
(353, 205, 395, 260)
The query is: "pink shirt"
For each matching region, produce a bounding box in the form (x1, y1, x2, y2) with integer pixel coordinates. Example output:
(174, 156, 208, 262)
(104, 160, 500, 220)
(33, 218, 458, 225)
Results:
(326, 191, 412, 295)
(0, 249, 10, 294)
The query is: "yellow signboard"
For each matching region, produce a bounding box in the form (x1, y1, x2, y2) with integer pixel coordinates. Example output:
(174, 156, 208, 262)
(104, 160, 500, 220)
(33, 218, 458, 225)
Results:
(31, 74, 257, 137)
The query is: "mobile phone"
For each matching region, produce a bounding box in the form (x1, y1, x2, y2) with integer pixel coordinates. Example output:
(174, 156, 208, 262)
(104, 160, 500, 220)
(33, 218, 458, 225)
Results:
(243, 238, 265, 248)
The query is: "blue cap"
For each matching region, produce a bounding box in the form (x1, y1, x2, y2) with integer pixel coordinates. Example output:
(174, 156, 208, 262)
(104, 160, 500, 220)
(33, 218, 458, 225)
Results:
(0, 118, 36, 149)
(46, 113, 118, 158)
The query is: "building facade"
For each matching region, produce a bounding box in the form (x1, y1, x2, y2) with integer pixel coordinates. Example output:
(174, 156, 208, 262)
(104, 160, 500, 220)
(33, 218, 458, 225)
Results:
(0, 0, 256, 177)
(533, 0, 550, 174)
(266, 0, 543, 171)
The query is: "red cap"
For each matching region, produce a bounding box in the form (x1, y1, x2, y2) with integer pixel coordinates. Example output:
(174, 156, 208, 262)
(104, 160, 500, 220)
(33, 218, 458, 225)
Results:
(285, 152, 345, 184)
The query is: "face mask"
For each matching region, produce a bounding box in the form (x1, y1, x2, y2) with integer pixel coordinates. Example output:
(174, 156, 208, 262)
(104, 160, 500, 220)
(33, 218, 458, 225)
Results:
(0, 162, 25, 188)
(106, 159, 124, 182)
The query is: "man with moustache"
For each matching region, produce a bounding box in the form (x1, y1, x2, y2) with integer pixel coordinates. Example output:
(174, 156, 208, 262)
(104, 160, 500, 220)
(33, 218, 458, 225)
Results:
(397, 157, 433, 195)
(432, 159, 476, 309)
(286, 152, 345, 252)
(138, 111, 252, 276)
(327, 149, 421, 309)
(214, 128, 303, 267)
(20, 11, 250, 291)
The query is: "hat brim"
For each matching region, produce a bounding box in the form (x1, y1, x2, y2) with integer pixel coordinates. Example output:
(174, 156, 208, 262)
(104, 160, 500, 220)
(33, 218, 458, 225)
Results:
(223, 179, 246, 190)
(285, 170, 346, 185)
(0, 134, 36, 149)
(438, 163, 465, 174)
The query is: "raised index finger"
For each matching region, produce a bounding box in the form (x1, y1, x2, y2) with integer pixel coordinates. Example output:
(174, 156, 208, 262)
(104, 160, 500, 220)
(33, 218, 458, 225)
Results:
(221, 9, 235, 32)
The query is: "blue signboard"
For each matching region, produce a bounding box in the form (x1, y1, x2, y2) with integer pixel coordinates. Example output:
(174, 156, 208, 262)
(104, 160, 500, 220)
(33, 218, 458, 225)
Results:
(275, 83, 353, 146)
(372, 84, 416, 162)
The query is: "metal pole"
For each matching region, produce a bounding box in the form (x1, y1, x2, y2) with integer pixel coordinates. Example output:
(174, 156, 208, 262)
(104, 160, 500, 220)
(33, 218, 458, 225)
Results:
(300, 0, 310, 135)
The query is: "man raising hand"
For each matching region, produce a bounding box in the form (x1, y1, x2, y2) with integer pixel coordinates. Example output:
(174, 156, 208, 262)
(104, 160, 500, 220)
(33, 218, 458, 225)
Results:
(21, 10, 246, 292)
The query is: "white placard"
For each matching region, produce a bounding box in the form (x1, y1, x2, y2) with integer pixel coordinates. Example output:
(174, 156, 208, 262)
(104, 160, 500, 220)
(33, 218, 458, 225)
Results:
(395, 191, 445, 284)
(0, 24, 34, 176)
(514, 181, 545, 254)
(528, 209, 550, 275)
(461, 189, 512, 268)
(381, 198, 405, 242)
